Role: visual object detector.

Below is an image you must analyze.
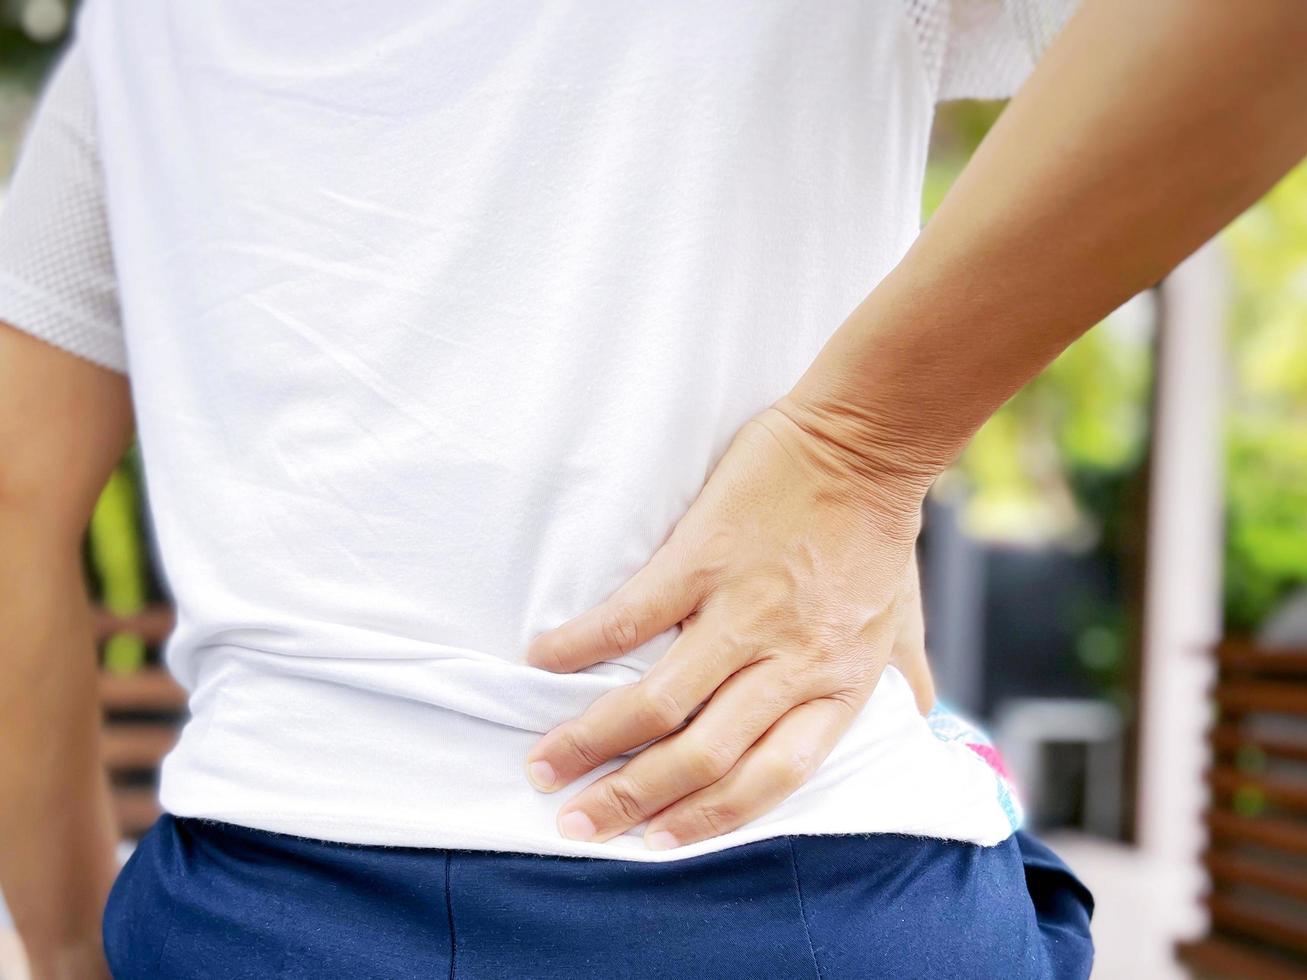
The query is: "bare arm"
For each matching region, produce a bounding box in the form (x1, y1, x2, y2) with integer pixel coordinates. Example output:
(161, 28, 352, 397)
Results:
(780, 0, 1307, 491)
(523, 0, 1307, 851)
(0, 324, 134, 979)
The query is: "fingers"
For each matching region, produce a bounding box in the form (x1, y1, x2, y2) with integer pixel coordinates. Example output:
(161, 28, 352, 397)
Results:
(524, 536, 705, 673)
(642, 694, 861, 850)
(548, 660, 818, 842)
(524, 613, 744, 791)
(890, 549, 935, 714)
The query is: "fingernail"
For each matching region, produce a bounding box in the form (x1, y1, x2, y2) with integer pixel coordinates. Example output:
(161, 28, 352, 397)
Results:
(558, 810, 597, 841)
(645, 830, 679, 851)
(526, 760, 556, 791)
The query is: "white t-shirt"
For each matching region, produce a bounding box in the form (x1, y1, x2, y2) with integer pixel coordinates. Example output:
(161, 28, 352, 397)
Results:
(1, 0, 1074, 861)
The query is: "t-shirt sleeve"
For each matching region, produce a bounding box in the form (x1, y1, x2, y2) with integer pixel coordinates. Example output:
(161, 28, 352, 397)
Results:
(0, 38, 126, 375)
(901, 0, 1082, 103)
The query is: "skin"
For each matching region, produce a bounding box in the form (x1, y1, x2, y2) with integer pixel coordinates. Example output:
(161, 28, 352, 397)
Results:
(523, 0, 1307, 851)
(0, 325, 132, 980)
(2, 0, 1306, 974)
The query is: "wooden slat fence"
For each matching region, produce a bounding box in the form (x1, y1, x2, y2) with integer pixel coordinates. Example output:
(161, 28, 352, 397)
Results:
(93, 605, 185, 839)
(1178, 639, 1307, 978)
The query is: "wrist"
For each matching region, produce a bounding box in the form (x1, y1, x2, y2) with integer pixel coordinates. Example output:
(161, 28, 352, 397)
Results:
(760, 395, 936, 547)
(769, 391, 948, 509)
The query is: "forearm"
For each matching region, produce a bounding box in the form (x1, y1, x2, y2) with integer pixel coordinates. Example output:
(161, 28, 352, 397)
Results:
(0, 511, 116, 977)
(781, 0, 1307, 492)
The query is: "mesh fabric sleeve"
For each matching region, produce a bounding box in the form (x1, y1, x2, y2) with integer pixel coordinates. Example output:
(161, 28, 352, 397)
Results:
(900, 0, 1082, 103)
(0, 38, 126, 375)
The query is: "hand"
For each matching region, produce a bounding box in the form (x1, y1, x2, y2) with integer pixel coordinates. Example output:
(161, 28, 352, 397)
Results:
(889, 547, 935, 716)
(522, 398, 935, 850)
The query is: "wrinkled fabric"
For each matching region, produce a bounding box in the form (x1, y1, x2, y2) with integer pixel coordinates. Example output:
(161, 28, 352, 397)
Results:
(50, 0, 1044, 857)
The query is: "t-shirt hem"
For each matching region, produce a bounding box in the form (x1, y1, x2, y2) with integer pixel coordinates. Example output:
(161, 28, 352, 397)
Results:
(155, 800, 1019, 864)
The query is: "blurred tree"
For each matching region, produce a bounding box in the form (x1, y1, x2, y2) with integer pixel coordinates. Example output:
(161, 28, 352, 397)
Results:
(925, 102, 1153, 549)
(1223, 163, 1307, 632)
(87, 448, 148, 672)
(0, 2, 67, 174)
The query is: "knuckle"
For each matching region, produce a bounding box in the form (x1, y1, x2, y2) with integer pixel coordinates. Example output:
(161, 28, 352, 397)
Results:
(695, 529, 736, 578)
(764, 751, 816, 789)
(762, 675, 804, 712)
(801, 659, 850, 694)
(681, 736, 737, 784)
(695, 801, 739, 838)
(528, 638, 568, 673)
(556, 726, 607, 771)
(601, 604, 642, 655)
(597, 779, 648, 824)
(684, 558, 720, 600)
(635, 684, 687, 732)
(823, 688, 865, 715)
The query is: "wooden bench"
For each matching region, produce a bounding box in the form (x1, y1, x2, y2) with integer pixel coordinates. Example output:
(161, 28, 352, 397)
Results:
(1178, 639, 1307, 978)
(93, 605, 186, 839)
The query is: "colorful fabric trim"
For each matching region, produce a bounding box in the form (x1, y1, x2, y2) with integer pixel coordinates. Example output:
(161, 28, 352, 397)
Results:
(926, 700, 1024, 834)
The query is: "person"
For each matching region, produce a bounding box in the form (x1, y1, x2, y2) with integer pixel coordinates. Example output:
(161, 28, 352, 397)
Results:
(1, 0, 1304, 976)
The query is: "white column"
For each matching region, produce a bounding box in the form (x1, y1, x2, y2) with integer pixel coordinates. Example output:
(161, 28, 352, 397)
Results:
(1136, 239, 1229, 940)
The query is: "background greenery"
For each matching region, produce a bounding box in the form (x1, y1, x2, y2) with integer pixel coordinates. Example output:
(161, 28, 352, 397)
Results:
(1222, 164, 1307, 631)
(928, 100, 1307, 645)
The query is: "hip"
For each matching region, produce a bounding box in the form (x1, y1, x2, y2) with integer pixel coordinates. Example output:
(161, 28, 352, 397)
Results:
(103, 812, 1093, 980)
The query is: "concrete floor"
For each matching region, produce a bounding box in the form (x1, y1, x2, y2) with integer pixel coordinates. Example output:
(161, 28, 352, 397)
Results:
(1045, 832, 1207, 979)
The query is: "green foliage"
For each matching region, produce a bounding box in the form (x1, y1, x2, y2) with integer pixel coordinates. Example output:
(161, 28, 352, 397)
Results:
(1222, 162, 1307, 631)
(0, 18, 61, 87)
(922, 101, 1005, 219)
(955, 319, 1152, 540)
(88, 445, 148, 673)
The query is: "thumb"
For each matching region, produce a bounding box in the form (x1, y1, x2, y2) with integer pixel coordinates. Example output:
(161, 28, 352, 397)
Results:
(890, 548, 936, 715)
(524, 539, 704, 673)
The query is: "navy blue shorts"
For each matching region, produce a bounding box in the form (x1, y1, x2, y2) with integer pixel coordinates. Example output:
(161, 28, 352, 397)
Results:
(103, 813, 1093, 979)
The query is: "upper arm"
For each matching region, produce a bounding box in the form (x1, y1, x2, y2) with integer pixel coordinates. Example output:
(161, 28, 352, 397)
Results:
(0, 321, 133, 535)
(0, 38, 133, 536)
